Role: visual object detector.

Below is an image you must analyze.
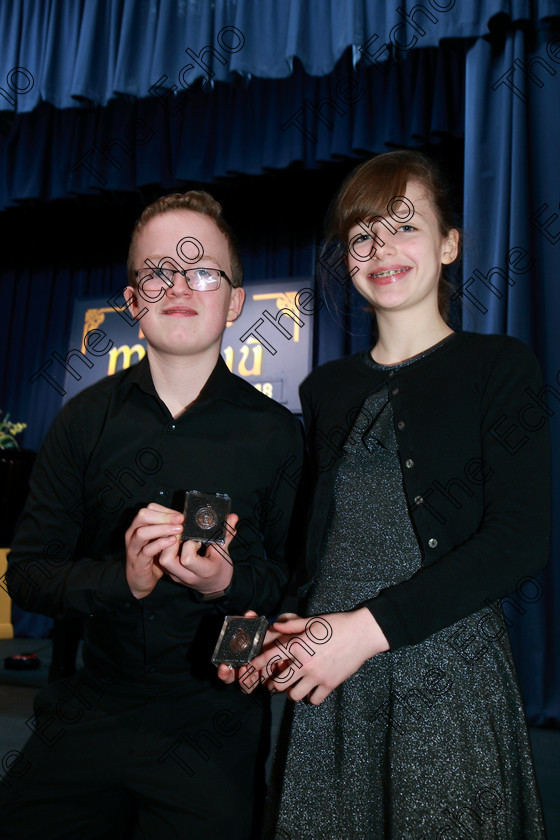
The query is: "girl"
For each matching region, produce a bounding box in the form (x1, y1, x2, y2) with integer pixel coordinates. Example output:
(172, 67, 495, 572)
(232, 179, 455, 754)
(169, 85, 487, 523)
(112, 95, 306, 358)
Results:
(227, 150, 550, 839)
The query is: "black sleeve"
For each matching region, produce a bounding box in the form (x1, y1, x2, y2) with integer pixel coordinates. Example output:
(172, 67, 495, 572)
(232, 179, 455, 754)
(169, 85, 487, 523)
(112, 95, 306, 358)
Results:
(6, 400, 131, 618)
(209, 414, 306, 616)
(364, 340, 551, 649)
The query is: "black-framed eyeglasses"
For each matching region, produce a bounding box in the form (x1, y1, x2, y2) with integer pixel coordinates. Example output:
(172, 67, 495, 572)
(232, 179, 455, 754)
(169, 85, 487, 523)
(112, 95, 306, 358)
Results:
(135, 266, 233, 293)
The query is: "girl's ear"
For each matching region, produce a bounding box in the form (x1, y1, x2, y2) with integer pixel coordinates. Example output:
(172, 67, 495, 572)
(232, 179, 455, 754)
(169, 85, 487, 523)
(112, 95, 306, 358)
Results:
(441, 229, 460, 265)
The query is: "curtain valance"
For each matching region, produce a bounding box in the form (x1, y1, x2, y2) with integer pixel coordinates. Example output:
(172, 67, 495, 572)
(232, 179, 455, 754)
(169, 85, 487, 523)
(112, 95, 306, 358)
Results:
(0, 46, 465, 209)
(1, 0, 557, 112)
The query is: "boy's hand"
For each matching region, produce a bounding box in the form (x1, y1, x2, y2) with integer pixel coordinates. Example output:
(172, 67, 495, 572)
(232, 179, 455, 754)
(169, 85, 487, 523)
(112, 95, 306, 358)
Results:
(158, 512, 238, 596)
(125, 502, 184, 599)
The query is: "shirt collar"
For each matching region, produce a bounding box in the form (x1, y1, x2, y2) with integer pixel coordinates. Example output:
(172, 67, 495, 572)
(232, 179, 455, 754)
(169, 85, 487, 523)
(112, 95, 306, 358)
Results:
(123, 353, 250, 407)
(123, 354, 157, 396)
(196, 354, 248, 405)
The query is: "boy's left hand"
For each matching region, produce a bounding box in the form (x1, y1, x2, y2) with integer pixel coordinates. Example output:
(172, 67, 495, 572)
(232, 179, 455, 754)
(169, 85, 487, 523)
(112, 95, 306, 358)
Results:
(157, 512, 238, 596)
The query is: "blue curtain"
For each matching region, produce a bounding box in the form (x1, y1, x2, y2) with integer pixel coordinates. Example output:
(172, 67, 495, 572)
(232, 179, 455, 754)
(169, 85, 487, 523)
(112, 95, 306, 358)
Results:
(0, 265, 125, 452)
(1, 0, 556, 113)
(0, 47, 465, 209)
(461, 26, 560, 725)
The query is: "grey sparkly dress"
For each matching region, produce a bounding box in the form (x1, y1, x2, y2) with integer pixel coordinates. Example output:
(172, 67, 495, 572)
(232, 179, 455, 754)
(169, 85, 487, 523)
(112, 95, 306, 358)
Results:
(272, 344, 546, 840)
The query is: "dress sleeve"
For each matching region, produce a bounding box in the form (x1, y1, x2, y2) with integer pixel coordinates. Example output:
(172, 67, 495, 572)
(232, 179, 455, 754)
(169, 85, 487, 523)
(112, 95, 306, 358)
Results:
(363, 339, 551, 649)
(6, 400, 132, 618)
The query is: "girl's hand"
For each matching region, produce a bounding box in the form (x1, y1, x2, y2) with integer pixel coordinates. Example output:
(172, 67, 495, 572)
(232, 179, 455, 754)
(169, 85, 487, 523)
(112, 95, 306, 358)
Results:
(245, 608, 389, 705)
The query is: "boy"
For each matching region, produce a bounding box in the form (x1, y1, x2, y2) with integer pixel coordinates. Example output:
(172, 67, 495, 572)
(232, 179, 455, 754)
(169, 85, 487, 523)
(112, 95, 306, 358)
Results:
(3, 191, 303, 839)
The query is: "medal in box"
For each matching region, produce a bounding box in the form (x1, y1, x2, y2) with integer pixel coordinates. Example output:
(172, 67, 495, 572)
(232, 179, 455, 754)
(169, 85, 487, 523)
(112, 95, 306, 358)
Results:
(182, 490, 231, 544)
(211, 615, 269, 666)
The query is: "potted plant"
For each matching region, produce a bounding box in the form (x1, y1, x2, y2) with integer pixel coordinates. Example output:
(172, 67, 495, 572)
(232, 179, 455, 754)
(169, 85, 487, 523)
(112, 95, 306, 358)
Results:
(0, 412, 36, 546)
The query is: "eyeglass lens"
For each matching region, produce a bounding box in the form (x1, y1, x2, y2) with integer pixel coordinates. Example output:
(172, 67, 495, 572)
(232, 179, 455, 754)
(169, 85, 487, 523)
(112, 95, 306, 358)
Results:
(137, 268, 222, 291)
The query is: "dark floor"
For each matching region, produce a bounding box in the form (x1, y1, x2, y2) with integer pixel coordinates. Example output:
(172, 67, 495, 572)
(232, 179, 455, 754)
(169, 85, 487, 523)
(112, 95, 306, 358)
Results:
(1, 638, 559, 838)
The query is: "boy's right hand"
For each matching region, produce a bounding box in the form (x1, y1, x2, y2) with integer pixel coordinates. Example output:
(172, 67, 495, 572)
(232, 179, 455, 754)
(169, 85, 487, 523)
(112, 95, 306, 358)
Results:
(125, 502, 184, 599)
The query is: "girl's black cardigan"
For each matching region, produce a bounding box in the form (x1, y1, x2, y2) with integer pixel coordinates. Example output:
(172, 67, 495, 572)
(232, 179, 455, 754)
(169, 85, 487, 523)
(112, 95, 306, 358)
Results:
(298, 331, 551, 650)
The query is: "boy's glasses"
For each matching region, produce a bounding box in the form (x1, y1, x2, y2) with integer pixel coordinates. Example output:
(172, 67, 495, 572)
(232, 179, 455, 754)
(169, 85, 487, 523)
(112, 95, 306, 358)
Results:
(135, 267, 232, 292)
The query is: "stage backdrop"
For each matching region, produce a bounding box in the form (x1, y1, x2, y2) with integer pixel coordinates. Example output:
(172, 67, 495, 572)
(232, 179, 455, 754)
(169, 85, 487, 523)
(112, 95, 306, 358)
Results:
(62, 279, 315, 412)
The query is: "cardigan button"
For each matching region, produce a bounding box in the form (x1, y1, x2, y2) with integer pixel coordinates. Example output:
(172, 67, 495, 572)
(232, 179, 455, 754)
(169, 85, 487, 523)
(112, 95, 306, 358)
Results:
(428, 538, 438, 548)
(397, 420, 405, 430)
(391, 386, 399, 396)
(405, 458, 414, 468)
(414, 495, 423, 506)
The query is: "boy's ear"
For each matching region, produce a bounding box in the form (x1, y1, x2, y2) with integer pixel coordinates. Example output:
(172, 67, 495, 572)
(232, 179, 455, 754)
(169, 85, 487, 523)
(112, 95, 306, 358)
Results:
(227, 287, 245, 323)
(124, 285, 140, 317)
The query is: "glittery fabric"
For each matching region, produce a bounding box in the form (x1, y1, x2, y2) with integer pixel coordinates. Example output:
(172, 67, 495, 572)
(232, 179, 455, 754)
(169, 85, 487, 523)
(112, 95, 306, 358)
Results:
(271, 347, 547, 840)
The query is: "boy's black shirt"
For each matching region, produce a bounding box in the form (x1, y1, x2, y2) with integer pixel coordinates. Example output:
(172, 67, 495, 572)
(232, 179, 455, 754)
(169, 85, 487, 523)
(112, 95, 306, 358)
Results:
(7, 354, 304, 688)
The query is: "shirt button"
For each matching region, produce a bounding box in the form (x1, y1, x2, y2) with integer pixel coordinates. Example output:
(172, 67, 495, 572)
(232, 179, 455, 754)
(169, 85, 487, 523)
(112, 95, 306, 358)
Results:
(414, 495, 423, 505)
(147, 613, 155, 621)
(148, 665, 158, 673)
(391, 386, 399, 396)
(123, 602, 131, 609)
(387, 370, 395, 378)
(405, 458, 414, 468)
(428, 538, 438, 548)
(397, 420, 405, 430)
(168, 423, 176, 431)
